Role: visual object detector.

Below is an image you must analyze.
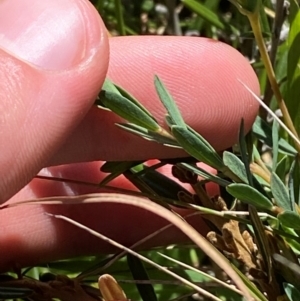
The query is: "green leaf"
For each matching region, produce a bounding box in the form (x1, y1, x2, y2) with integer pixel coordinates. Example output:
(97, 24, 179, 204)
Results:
(99, 90, 160, 131)
(102, 78, 120, 93)
(278, 210, 300, 229)
(276, 155, 288, 182)
(223, 151, 248, 184)
(271, 172, 293, 211)
(284, 283, 300, 301)
(127, 254, 158, 301)
(286, 10, 300, 130)
(272, 121, 279, 172)
(171, 125, 224, 170)
(179, 162, 231, 187)
(182, 0, 226, 30)
(154, 76, 186, 128)
(226, 183, 273, 210)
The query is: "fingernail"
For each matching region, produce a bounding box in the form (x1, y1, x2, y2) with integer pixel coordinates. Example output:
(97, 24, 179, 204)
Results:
(0, 0, 101, 70)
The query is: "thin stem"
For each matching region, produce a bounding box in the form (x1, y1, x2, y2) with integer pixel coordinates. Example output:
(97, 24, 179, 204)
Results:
(114, 0, 126, 36)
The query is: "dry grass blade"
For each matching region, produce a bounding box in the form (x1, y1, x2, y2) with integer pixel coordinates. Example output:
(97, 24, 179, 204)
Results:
(77, 211, 202, 279)
(3, 193, 255, 300)
(46, 213, 223, 301)
(157, 252, 243, 296)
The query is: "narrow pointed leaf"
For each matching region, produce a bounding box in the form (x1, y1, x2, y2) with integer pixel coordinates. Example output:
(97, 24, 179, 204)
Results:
(249, 206, 272, 283)
(154, 75, 186, 128)
(271, 172, 293, 211)
(171, 125, 224, 170)
(127, 254, 158, 301)
(179, 162, 231, 187)
(272, 121, 280, 172)
(99, 90, 160, 131)
(223, 151, 248, 184)
(226, 183, 273, 210)
(286, 10, 300, 131)
(115, 84, 158, 123)
(0, 287, 32, 299)
(102, 78, 122, 94)
(288, 156, 300, 205)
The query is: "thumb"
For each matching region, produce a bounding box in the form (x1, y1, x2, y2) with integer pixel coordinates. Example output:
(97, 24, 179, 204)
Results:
(0, 0, 109, 202)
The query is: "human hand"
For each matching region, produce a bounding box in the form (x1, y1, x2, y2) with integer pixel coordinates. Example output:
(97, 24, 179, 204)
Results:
(0, 0, 259, 271)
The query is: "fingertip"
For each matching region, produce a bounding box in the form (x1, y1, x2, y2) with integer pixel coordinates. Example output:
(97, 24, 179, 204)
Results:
(108, 36, 259, 151)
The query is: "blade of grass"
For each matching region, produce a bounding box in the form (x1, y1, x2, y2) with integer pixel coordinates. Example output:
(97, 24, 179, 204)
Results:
(9, 192, 254, 300)
(157, 253, 243, 297)
(45, 213, 224, 301)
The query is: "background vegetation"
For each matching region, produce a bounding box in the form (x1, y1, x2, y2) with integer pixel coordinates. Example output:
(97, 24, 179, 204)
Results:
(1, 1, 300, 301)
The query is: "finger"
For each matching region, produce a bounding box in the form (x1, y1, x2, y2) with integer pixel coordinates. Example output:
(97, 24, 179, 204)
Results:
(51, 36, 259, 164)
(0, 0, 109, 202)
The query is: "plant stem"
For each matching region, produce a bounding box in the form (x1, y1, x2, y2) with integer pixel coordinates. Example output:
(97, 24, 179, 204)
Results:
(114, 0, 126, 36)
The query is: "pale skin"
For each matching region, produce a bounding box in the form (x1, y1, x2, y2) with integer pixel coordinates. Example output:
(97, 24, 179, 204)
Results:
(0, 0, 260, 272)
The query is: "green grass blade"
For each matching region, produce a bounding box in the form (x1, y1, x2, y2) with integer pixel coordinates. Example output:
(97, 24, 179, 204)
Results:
(179, 162, 231, 187)
(272, 121, 280, 172)
(114, 0, 126, 35)
(286, 10, 300, 130)
(288, 156, 300, 205)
